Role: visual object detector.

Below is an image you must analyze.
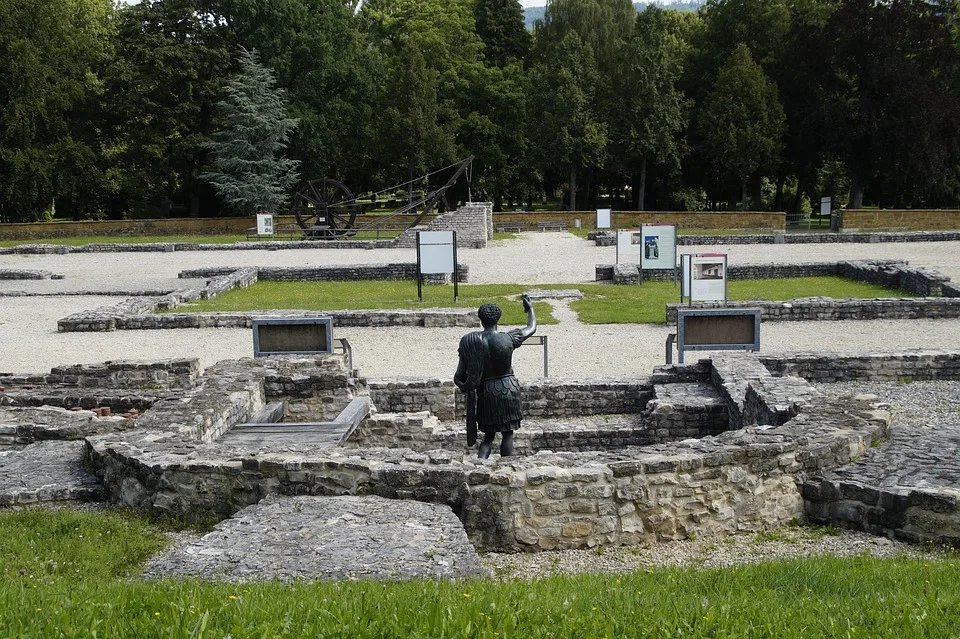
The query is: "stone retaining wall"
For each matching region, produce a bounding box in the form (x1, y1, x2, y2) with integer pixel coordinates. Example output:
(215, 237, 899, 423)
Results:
(0, 269, 63, 280)
(840, 209, 960, 232)
(599, 259, 953, 297)
(180, 263, 469, 285)
(395, 203, 493, 249)
(802, 477, 960, 547)
(591, 230, 960, 247)
(0, 359, 200, 390)
(77, 353, 890, 551)
(367, 378, 654, 423)
(665, 297, 960, 324)
(760, 350, 960, 383)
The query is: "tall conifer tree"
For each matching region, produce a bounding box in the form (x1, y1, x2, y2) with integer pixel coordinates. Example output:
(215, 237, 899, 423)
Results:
(201, 48, 300, 215)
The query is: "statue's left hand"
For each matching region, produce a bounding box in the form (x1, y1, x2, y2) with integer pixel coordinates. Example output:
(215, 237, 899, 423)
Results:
(521, 294, 532, 313)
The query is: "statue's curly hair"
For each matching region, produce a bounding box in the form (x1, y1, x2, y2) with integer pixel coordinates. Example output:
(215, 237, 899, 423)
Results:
(478, 303, 502, 328)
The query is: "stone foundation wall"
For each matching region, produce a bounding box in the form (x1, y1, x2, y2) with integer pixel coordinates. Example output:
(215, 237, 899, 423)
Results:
(760, 350, 960, 383)
(78, 352, 893, 551)
(181, 264, 469, 285)
(802, 478, 960, 546)
(395, 203, 493, 249)
(665, 297, 960, 324)
(86, 396, 888, 551)
(0, 359, 200, 390)
(0, 269, 62, 280)
(367, 378, 655, 423)
(598, 259, 951, 297)
(263, 357, 364, 422)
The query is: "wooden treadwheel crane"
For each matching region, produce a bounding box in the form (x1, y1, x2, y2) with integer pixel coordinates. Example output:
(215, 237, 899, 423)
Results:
(291, 156, 474, 238)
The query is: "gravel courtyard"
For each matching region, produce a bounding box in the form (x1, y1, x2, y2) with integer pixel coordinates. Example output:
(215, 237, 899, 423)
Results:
(2, 232, 959, 378)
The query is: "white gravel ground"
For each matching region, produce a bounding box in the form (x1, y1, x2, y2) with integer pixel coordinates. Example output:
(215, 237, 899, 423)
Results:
(2, 233, 960, 377)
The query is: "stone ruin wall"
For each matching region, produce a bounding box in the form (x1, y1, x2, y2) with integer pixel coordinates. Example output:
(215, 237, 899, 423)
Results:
(9, 350, 960, 550)
(394, 203, 493, 249)
(74, 353, 890, 551)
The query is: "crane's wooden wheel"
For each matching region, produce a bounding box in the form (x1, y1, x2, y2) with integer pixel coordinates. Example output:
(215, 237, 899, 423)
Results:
(292, 178, 358, 238)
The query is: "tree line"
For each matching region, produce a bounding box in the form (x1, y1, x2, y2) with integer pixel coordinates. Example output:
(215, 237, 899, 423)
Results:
(1, 0, 958, 223)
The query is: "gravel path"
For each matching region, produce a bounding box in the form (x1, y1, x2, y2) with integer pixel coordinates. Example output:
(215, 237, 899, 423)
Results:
(480, 527, 945, 579)
(2, 233, 960, 377)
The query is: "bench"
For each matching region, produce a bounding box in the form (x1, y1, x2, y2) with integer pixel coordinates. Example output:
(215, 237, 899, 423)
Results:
(495, 224, 525, 233)
(537, 220, 567, 232)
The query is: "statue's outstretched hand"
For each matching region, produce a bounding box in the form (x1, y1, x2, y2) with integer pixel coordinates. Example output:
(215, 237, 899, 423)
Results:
(521, 294, 532, 313)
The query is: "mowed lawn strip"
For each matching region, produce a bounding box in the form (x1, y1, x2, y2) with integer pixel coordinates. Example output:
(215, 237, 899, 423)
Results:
(571, 276, 915, 324)
(171, 281, 557, 325)
(0, 234, 249, 247)
(2, 509, 959, 638)
(175, 277, 913, 325)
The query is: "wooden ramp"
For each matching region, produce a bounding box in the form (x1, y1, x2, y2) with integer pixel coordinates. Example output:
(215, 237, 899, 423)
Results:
(222, 397, 369, 447)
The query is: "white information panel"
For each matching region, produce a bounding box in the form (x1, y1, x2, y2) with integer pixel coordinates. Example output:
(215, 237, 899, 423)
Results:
(616, 229, 644, 264)
(418, 231, 455, 274)
(820, 196, 831, 216)
(596, 208, 612, 229)
(256, 213, 274, 236)
(639, 224, 677, 270)
(689, 253, 727, 302)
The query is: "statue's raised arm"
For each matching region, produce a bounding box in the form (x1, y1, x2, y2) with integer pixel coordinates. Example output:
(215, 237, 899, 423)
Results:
(517, 293, 537, 342)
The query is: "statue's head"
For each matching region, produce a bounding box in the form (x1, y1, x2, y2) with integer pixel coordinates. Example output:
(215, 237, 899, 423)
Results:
(478, 303, 502, 328)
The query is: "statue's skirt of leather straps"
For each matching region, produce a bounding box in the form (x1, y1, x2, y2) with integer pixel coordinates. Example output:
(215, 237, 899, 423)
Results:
(476, 374, 522, 433)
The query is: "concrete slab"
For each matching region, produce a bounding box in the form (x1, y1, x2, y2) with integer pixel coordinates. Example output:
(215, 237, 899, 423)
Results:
(143, 495, 484, 582)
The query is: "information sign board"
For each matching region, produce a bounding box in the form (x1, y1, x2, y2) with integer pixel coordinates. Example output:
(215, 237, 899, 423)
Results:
(256, 213, 274, 236)
(596, 208, 612, 229)
(639, 224, 677, 270)
(688, 253, 728, 302)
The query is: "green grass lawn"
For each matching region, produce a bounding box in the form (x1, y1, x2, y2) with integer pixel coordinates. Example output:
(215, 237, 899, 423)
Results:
(572, 277, 914, 324)
(0, 234, 248, 247)
(2, 508, 959, 638)
(565, 228, 778, 240)
(176, 277, 912, 325)
(173, 281, 558, 325)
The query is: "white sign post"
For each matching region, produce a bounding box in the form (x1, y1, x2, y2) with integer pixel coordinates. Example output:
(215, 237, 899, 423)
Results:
(417, 231, 458, 301)
(688, 253, 728, 303)
(256, 213, 274, 236)
(596, 208, 612, 229)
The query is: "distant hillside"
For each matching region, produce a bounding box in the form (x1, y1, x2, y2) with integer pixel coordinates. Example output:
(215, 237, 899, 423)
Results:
(524, 1, 703, 30)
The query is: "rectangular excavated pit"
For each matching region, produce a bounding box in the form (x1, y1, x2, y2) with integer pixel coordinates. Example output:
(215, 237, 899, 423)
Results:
(221, 397, 370, 447)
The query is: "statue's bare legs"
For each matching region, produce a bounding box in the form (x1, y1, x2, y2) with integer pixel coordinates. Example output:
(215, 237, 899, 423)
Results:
(478, 433, 496, 459)
(478, 430, 515, 458)
(500, 431, 514, 456)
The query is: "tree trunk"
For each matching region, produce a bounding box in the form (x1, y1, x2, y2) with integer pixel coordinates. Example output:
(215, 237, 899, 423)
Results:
(190, 189, 200, 218)
(493, 194, 503, 212)
(848, 172, 864, 209)
(161, 196, 172, 218)
(751, 172, 762, 210)
(793, 175, 806, 219)
(569, 164, 577, 212)
(774, 169, 785, 211)
(638, 157, 647, 211)
(740, 178, 748, 211)
(407, 156, 415, 205)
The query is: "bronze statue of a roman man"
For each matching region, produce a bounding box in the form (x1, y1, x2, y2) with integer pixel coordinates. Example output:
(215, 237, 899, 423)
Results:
(454, 295, 537, 458)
